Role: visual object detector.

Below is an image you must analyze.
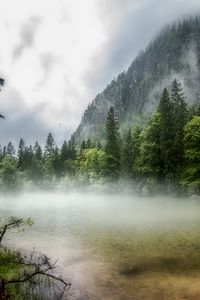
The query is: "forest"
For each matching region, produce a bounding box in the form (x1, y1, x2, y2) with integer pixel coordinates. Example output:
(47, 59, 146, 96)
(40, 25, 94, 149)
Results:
(73, 15, 200, 143)
(2, 7, 200, 300)
(1, 79, 200, 196)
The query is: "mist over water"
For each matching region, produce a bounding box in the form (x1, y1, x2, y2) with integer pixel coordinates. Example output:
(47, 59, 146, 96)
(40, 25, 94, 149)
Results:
(1, 192, 200, 299)
(1, 192, 200, 227)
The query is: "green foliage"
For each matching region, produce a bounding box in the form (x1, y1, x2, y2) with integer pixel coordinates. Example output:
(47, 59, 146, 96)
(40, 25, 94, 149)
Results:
(45, 133, 55, 155)
(131, 126, 143, 178)
(170, 79, 188, 177)
(0, 80, 198, 195)
(78, 148, 106, 183)
(136, 81, 189, 193)
(157, 88, 174, 179)
(0, 156, 18, 190)
(6, 142, 15, 157)
(121, 128, 135, 178)
(182, 116, 200, 194)
(61, 140, 69, 161)
(105, 106, 121, 180)
(73, 15, 200, 143)
(137, 112, 162, 178)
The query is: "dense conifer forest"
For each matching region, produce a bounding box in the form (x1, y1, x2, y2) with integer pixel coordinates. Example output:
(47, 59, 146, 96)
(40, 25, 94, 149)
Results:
(74, 16, 200, 142)
(0, 12, 200, 300)
(1, 80, 200, 195)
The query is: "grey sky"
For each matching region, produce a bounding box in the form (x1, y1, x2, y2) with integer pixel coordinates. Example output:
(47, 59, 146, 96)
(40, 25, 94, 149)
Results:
(13, 16, 42, 61)
(85, 0, 200, 93)
(1, 0, 200, 147)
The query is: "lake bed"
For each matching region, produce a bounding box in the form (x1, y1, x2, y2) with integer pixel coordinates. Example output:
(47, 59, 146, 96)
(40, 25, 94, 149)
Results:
(1, 192, 200, 299)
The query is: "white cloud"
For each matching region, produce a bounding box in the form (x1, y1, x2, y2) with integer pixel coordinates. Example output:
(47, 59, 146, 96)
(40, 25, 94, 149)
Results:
(0, 0, 200, 145)
(0, 0, 106, 143)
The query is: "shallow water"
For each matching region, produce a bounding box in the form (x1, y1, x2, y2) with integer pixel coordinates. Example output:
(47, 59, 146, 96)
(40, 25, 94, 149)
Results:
(1, 192, 200, 299)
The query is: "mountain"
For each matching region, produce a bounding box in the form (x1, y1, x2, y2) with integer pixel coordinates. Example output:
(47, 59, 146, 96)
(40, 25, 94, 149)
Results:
(73, 15, 200, 143)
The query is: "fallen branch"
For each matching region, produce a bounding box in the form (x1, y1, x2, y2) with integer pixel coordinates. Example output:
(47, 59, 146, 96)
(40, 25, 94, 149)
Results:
(0, 218, 33, 246)
(0, 218, 71, 298)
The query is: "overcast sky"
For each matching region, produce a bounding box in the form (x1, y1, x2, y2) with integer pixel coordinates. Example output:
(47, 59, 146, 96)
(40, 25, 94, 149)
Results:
(0, 0, 200, 146)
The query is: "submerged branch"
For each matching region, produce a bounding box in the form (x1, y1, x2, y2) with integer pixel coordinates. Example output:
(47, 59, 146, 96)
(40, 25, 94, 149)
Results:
(0, 219, 23, 245)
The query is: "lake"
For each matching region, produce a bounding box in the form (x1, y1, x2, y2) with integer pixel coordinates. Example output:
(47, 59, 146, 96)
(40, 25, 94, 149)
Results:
(1, 192, 200, 299)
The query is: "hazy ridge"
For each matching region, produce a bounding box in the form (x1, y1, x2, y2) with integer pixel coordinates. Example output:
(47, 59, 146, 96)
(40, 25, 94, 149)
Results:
(73, 15, 200, 143)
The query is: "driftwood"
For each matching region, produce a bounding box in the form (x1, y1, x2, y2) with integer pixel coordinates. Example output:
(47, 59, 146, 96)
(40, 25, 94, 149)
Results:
(0, 252, 71, 299)
(0, 218, 24, 245)
(0, 219, 71, 298)
(3, 253, 71, 288)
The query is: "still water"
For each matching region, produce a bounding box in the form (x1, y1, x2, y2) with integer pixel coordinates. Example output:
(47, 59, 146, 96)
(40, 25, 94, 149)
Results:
(1, 192, 200, 300)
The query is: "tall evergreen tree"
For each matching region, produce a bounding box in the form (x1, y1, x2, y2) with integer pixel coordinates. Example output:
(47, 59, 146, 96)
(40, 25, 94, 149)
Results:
(137, 112, 162, 180)
(86, 139, 92, 149)
(122, 128, 134, 178)
(171, 79, 188, 176)
(132, 125, 142, 178)
(52, 147, 63, 177)
(34, 142, 43, 161)
(68, 136, 76, 160)
(157, 88, 174, 179)
(105, 106, 121, 180)
(18, 138, 26, 169)
(2, 146, 7, 157)
(61, 141, 69, 161)
(22, 146, 34, 172)
(7, 142, 15, 157)
(45, 133, 55, 155)
(30, 142, 44, 183)
(97, 141, 102, 150)
(182, 116, 200, 194)
(80, 140, 86, 151)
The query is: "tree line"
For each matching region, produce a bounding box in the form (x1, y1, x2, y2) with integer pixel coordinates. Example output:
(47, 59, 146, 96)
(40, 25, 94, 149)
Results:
(0, 79, 200, 194)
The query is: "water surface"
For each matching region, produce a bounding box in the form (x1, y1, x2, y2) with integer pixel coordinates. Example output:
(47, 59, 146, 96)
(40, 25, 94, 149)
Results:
(1, 192, 200, 299)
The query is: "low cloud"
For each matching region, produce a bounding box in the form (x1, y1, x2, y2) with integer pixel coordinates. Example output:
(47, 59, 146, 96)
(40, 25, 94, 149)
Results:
(0, 86, 52, 147)
(13, 16, 41, 61)
(84, 0, 200, 95)
(38, 53, 58, 87)
(1, 0, 200, 144)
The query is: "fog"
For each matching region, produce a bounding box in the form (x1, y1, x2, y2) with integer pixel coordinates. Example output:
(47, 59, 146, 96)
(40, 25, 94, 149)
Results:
(1, 192, 200, 227)
(1, 192, 200, 299)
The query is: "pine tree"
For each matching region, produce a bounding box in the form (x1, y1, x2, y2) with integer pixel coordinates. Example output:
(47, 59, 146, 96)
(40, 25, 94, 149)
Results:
(7, 142, 15, 157)
(18, 138, 26, 169)
(105, 106, 121, 180)
(97, 141, 102, 150)
(61, 141, 69, 161)
(137, 112, 162, 180)
(2, 146, 7, 157)
(21, 145, 34, 172)
(34, 142, 43, 161)
(182, 116, 200, 194)
(171, 79, 188, 176)
(157, 88, 174, 178)
(28, 145, 34, 161)
(45, 133, 55, 155)
(81, 140, 86, 149)
(68, 137, 76, 160)
(122, 128, 134, 178)
(52, 147, 63, 177)
(132, 125, 142, 178)
(29, 142, 44, 183)
(86, 139, 91, 149)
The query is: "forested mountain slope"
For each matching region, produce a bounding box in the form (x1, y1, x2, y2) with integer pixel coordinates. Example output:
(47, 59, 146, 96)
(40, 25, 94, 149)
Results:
(73, 16, 200, 143)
